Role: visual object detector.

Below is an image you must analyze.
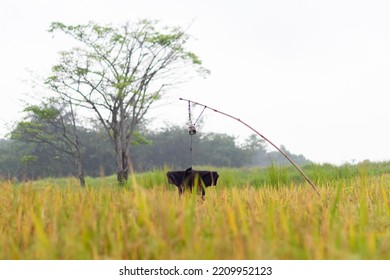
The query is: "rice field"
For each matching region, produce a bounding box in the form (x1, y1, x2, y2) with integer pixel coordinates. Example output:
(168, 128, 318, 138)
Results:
(1, 163, 390, 260)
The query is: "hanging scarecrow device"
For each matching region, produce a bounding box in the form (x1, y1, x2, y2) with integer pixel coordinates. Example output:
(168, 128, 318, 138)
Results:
(167, 98, 321, 198)
(167, 100, 219, 198)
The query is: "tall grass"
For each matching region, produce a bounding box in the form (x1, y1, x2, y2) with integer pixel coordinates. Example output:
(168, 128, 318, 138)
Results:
(266, 162, 288, 187)
(1, 164, 390, 259)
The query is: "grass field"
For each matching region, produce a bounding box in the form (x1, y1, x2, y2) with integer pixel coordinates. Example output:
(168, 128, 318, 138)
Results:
(1, 162, 390, 259)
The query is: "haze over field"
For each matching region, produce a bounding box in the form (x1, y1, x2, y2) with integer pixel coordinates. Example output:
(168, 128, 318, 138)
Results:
(2, 0, 390, 164)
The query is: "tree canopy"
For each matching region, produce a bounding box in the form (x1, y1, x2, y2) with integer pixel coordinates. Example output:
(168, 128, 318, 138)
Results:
(45, 20, 208, 183)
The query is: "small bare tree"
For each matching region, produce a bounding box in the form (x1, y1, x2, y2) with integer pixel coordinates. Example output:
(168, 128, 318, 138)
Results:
(12, 97, 86, 186)
(46, 20, 208, 184)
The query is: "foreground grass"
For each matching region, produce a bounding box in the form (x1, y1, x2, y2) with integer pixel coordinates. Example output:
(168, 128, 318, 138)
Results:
(1, 170, 390, 260)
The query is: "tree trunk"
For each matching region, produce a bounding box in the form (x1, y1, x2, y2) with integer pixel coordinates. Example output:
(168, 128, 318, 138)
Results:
(76, 158, 85, 187)
(115, 99, 131, 185)
(115, 135, 126, 184)
(116, 149, 129, 184)
(116, 170, 126, 184)
(114, 137, 131, 184)
(78, 168, 86, 187)
(122, 149, 129, 181)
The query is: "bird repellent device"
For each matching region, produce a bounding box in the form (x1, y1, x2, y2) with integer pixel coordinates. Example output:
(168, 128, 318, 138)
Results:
(166, 100, 219, 197)
(171, 98, 321, 197)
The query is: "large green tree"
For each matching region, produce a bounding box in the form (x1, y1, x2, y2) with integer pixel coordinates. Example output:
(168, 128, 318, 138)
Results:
(46, 20, 208, 183)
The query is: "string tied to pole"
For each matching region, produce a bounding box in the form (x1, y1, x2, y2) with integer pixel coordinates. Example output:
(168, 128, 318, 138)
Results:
(187, 100, 207, 168)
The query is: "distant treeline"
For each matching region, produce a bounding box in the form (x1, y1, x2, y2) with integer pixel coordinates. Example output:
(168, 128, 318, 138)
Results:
(0, 125, 311, 180)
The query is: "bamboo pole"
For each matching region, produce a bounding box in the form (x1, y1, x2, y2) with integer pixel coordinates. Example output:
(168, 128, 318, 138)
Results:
(179, 97, 321, 197)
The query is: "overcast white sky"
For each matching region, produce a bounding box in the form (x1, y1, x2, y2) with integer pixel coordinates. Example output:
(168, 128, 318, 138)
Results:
(1, 0, 390, 165)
